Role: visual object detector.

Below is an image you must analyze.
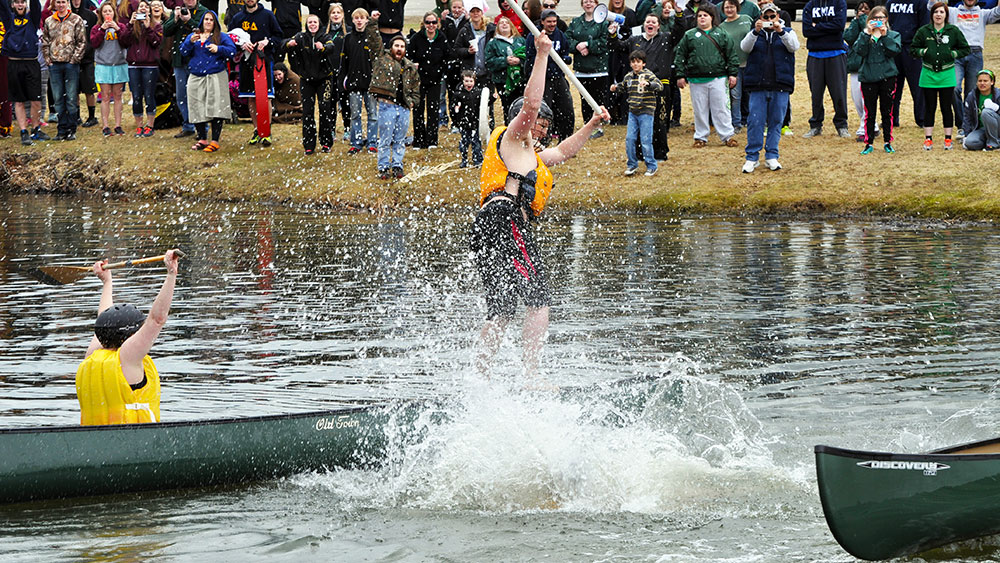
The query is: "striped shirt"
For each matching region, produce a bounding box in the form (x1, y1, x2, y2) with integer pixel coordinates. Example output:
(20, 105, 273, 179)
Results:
(623, 68, 663, 116)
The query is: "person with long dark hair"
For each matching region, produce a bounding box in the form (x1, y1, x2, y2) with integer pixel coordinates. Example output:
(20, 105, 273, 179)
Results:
(179, 10, 234, 152)
(120, 0, 162, 137)
(408, 10, 450, 148)
(285, 13, 335, 154)
(855, 5, 900, 155)
(961, 69, 1000, 150)
(910, 1, 969, 150)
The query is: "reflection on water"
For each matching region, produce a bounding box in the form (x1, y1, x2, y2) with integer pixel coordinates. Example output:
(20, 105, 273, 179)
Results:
(3, 194, 1000, 426)
(5, 193, 1000, 560)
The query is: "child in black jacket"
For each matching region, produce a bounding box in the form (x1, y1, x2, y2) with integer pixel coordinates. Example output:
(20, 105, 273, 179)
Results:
(452, 70, 484, 167)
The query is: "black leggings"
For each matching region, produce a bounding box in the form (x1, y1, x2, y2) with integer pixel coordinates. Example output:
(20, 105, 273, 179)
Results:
(195, 118, 224, 142)
(862, 78, 895, 144)
(576, 75, 608, 124)
(922, 86, 954, 128)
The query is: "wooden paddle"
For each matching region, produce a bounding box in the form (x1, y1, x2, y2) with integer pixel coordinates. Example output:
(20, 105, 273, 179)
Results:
(31, 250, 186, 285)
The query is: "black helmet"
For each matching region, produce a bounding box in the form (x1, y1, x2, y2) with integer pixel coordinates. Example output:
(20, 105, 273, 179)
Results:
(94, 304, 145, 349)
(507, 97, 554, 125)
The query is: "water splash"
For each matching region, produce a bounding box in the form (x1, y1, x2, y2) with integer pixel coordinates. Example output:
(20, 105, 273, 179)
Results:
(293, 365, 796, 519)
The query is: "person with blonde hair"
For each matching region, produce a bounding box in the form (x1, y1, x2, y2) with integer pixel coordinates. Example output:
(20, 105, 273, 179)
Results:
(324, 2, 349, 141)
(341, 7, 380, 153)
(485, 15, 526, 122)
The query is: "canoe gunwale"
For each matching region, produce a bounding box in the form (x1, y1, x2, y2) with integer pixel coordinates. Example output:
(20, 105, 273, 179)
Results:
(0, 401, 416, 436)
(815, 439, 1000, 462)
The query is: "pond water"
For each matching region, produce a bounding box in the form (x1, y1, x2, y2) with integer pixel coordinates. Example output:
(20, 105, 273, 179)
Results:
(3, 193, 1000, 561)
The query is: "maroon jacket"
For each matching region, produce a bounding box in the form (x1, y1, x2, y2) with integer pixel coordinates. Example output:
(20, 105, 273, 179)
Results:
(118, 21, 163, 66)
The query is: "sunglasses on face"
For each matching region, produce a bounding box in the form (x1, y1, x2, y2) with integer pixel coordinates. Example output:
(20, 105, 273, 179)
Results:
(424, 19, 438, 23)
(542, 3, 556, 7)
(761, 13, 776, 18)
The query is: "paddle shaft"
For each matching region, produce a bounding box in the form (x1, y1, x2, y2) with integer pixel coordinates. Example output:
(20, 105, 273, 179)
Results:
(506, 1, 603, 116)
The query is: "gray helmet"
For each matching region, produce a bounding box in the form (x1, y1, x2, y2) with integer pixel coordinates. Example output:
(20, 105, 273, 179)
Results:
(507, 97, 554, 124)
(94, 304, 145, 349)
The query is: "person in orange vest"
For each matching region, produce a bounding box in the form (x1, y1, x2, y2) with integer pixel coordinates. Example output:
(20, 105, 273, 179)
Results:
(470, 31, 608, 384)
(76, 250, 180, 425)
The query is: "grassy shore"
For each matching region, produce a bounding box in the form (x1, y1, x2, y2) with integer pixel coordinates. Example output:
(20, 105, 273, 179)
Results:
(4, 21, 1000, 219)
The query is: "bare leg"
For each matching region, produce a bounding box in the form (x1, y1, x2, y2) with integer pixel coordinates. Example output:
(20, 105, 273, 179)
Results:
(111, 85, 123, 128)
(14, 103, 27, 131)
(99, 84, 110, 128)
(475, 317, 510, 378)
(29, 100, 40, 128)
(522, 305, 550, 380)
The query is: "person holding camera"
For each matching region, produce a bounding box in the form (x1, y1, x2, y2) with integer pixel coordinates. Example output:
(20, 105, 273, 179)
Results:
(844, 0, 872, 141)
(164, 0, 208, 139)
(91, 1, 128, 136)
(740, 2, 797, 172)
(120, 0, 162, 137)
(179, 10, 234, 152)
(855, 5, 900, 154)
(961, 69, 1000, 150)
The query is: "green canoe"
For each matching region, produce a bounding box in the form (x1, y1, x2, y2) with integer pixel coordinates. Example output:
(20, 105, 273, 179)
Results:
(0, 400, 429, 505)
(815, 438, 1000, 560)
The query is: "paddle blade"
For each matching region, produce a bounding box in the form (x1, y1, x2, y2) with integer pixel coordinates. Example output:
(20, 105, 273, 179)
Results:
(30, 265, 92, 285)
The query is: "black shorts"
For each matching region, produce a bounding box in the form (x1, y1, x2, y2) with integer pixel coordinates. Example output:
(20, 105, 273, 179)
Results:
(470, 198, 550, 319)
(237, 56, 273, 98)
(8, 59, 42, 103)
(79, 61, 97, 95)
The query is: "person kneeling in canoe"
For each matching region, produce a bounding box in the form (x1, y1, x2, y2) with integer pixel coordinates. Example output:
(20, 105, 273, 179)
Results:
(76, 250, 181, 425)
(470, 30, 609, 382)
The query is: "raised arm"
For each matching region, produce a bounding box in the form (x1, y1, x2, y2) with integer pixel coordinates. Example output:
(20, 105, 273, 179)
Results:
(84, 260, 115, 358)
(118, 250, 180, 374)
(539, 105, 609, 166)
(505, 31, 551, 144)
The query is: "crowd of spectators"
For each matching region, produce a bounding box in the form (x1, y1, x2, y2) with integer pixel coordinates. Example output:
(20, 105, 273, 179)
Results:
(0, 0, 998, 179)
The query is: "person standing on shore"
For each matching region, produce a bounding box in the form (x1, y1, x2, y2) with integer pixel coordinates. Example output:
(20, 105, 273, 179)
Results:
(229, 0, 281, 147)
(91, 0, 128, 137)
(886, 0, 928, 128)
(180, 10, 234, 152)
(801, 0, 849, 138)
(77, 250, 180, 426)
(910, 2, 969, 150)
(41, 0, 86, 141)
(284, 13, 335, 154)
(120, 0, 163, 138)
(855, 5, 900, 155)
(471, 31, 609, 382)
(163, 0, 208, 139)
(369, 34, 419, 180)
(0, 0, 45, 145)
(341, 8, 380, 154)
(408, 11, 450, 149)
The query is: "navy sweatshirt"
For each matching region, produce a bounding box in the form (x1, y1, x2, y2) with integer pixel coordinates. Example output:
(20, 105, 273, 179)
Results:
(801, 0, 847, 52)
(0, 0, 41, 59)
(886, 0, 928, 45)
(228, 4, 282, 60)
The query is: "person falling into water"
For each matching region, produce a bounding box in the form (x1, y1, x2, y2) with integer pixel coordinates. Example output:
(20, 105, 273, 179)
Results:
(470, 30, 609, 382)
(76, 250, 180, 425)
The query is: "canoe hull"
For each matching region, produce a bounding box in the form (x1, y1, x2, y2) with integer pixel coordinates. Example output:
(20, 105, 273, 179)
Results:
(0, 403, 422, 505)
(815, 442, 1000, 560)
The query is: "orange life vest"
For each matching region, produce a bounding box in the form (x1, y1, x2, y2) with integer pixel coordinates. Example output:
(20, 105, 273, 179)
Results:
(479, 126, 554, 218)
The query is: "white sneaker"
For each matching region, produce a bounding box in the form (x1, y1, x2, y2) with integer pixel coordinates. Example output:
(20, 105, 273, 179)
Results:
(765, 158, 782, 171)
(624, 167, 638, 176)
(741, 160, 759, 173)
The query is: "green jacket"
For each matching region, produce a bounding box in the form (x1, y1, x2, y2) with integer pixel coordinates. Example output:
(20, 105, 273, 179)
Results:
(854, 30, 901, 83)
(909, 23, 970, 73)
(843, 13, 867, 73)
(565, 15, 610, 74)
(673, 25, 739, 80)
(369, 53, 421, 110)
(484, 35, 525, 86)
(163, 3, 209, 68)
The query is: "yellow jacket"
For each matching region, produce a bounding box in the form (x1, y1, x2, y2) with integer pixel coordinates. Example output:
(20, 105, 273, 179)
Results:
(76, 348, 161, 425)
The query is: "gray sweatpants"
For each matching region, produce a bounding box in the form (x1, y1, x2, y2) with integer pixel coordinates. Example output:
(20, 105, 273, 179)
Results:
(806, 54, 848, 130)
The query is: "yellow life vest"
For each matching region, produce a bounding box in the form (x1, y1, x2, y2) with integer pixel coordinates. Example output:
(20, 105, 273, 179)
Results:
(479, 126, 554, 218)
(76, 348, 161, 426)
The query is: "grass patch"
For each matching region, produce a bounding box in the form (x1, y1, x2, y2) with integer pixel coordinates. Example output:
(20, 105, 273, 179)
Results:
(3, 21, 1000, 220)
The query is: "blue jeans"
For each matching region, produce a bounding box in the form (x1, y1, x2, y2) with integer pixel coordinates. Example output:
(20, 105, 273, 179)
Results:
(459, 128, 482, 165)
(49, 62, 80, 135)
(730, 67, 744, 129)
(625, 112, 656, 170)
(349, 90, 377, 149)
(745, 90, 789, 161)
(128, 66, 157, 117)
(376, 100, 408, 170)
(438, 78, 449, 126)
(174, 66, 194, 132)
(953, 49, 984, 128)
